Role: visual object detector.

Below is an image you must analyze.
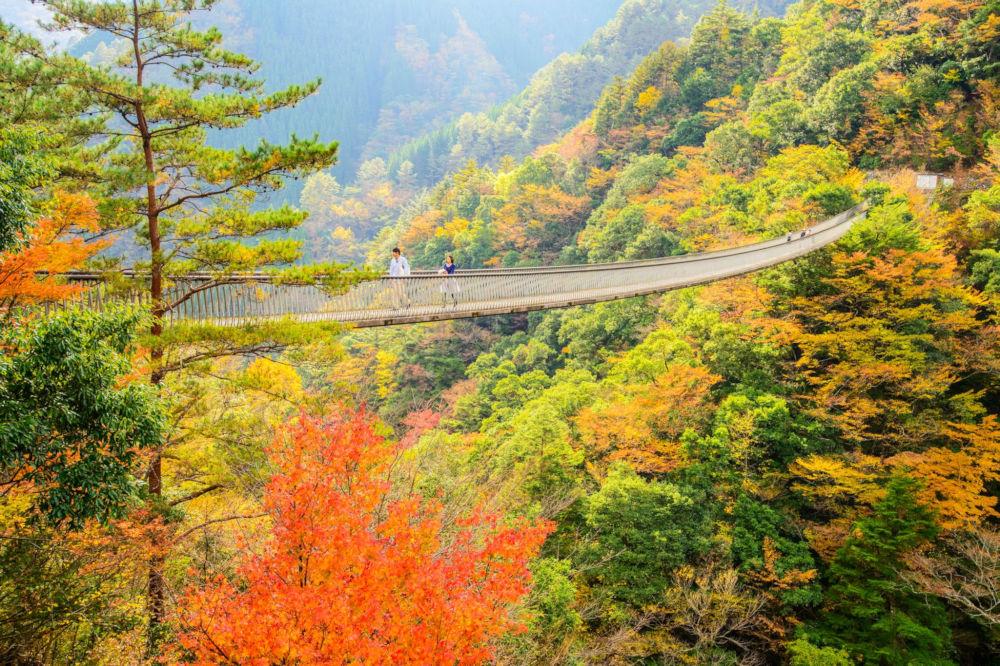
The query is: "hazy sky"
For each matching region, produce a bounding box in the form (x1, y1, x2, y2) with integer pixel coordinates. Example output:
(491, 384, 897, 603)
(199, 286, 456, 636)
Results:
(0, 0, 80, 46)
(0, 1, 48, 33)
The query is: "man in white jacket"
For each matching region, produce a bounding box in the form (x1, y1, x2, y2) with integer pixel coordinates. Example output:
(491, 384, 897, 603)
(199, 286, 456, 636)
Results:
(389, 247, 411, 308)
(389, 247, 410, 277)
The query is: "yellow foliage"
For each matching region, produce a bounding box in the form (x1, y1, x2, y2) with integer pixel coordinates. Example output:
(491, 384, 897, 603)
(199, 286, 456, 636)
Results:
(577, 364, 719, 474)
(635, 85, 662, 115)
(789, 453, 885, 512)
(585, 166, 617, 193)
(401, 210, 445, 247)
(331, 226, 355, 242)
(888, 416, 1000, 530)
(375, 349, 398, 399)
(435, 217, 471, 241)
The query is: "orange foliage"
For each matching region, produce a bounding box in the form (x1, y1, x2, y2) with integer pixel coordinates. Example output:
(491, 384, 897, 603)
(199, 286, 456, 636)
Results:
(906, 0, 983, 34)
(176, 411, 551, 665)
(791, 415, 1000, 553)
(789, 452, 886, 559)
(577, 364, 719, 474)
(791, 247, 983, 451)
(401, 209, 446, 248)
(699, 276, 799, 345)
(748, 536, 818, 592)
(851, 69, 994, 168)
(492, 184, 588, 255)
(0, 191, 106, 310)
(543, 119, 600, 163)
(703, 89, 744, 125)
(888, 416, 1000, 529)
(641, 155, 741, 248)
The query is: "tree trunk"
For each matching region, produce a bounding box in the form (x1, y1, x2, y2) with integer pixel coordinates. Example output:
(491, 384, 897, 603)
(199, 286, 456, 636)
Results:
(130, 1, 168, 648)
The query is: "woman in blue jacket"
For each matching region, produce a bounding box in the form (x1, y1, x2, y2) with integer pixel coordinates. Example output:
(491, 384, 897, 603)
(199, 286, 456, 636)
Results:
(439, 254, 459, 306)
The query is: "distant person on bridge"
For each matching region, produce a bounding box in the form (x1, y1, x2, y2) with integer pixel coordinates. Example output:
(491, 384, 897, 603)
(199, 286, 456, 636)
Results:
(389, 247, 411, 308)
(389, 247, 410, 277)
(439, 254, 459, 307)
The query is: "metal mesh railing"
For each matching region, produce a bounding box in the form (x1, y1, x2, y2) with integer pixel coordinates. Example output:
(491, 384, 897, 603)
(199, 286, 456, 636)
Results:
(57, 204, 866, 328)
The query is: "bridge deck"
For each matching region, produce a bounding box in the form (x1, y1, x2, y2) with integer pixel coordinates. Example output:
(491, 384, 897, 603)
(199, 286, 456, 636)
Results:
(60, 204, 866, 328)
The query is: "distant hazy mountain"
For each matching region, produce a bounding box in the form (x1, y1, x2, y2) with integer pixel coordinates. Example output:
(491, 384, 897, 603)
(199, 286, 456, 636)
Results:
(225, 1, 638, 178)
(0, 0, 623, 177)
(381, 0, 792, 186)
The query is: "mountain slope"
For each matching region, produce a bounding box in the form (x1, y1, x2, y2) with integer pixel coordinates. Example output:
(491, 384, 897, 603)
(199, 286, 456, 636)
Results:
(0, 0, 625, 177)
(382, 0, 793, 186)
(335, 0, 1000, 662)
(205, 0, 626, 178)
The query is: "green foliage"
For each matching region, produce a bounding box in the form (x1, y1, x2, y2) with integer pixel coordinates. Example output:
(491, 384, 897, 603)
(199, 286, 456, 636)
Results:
(787, 638, 851, 666)
(731, 495, 821, 606)
(580, 154, 676, 260)
(806, 62, 877, 142)
(389, 0, 738, 184)
(970, 249, 1000, 293)
(6, 0, 1000, 660)
(807, 477, 953, 664)
(678, 3, 760, 107)
(548, 299, 659, 368)
(804, 182, 857, 216)
(0, 308, 163, 525)
(705, 121, 764, 174)
(360, 0, 1000, 662)
(0, 129, 51, 252)
(580, 464, 712, 607)
(662, 112, 712, 152)
(528, 557, 582, 636)
(8, 1, 349, 371)
(0, 524, 140, 664)
(479, 370, 595, 504)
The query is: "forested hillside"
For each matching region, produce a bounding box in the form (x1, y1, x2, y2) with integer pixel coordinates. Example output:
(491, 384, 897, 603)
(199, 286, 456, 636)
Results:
(382, 0, 792, 186)
(1, 0, 999, 664)
(219, 0, 625, 177)
(352, 0, 1000, 662)
(294, 0, 795, 262)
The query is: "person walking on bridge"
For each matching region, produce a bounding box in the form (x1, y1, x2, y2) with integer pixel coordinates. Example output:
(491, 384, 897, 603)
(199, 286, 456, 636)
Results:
(439, 254, 459, 307)
(389, 247, 411, 308)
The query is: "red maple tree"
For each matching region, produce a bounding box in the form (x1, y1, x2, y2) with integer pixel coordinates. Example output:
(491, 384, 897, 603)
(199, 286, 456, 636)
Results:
(176, 411, 552, 665)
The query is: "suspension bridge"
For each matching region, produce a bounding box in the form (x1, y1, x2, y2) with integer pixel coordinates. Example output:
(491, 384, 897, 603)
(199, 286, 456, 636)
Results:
(57, 204, 867, 328)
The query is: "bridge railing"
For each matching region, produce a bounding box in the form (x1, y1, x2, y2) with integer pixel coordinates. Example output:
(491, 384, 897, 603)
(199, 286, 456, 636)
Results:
(53, 203, 867, 327)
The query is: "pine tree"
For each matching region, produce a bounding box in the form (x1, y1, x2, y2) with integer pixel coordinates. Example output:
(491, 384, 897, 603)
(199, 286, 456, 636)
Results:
(6, 0, 345, 642)
(0, 130, 51, 253)
(396, 159, 418, 192)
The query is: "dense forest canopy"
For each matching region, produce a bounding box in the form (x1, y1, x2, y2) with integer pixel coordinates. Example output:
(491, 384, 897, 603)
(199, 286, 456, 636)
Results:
(1, 0, 999, 664)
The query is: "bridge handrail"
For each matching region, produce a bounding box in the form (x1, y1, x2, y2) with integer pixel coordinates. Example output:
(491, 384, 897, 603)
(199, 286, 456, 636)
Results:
(55, 202, 867, 283)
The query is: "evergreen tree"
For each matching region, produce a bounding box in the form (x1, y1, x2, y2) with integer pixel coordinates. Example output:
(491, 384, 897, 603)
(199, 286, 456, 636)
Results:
(396, 159, 418, 192)
(807, 477, 953, 664)
(6, 0, 344, 641)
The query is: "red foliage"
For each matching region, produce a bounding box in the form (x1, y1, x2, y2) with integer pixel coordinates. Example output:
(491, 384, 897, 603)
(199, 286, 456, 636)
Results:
(400, 408, 442, 448)
(175, 411, 551, 665)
